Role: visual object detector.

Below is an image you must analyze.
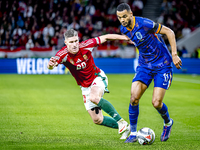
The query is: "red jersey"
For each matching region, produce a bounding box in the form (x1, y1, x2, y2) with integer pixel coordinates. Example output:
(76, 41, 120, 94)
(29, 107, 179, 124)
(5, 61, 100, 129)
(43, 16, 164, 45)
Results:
(55, 37, 101, 87)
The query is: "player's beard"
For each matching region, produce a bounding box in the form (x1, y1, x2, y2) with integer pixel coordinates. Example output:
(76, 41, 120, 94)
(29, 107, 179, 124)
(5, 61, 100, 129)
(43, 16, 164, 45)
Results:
(125, 19, 131, 27)
(121, 19, 131, 27)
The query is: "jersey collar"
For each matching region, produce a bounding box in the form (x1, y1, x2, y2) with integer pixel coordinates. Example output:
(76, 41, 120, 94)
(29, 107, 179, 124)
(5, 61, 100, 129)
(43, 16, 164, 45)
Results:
(126, 16, 135, 31)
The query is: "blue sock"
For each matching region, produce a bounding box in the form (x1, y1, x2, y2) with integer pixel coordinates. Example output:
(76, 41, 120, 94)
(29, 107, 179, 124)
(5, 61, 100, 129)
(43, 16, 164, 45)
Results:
(157, 103, 170, 124)
(129, 104, 139, 132)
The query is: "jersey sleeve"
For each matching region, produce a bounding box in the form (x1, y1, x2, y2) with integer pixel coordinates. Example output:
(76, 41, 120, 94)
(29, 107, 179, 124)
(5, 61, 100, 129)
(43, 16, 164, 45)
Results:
(142, 18, 162, 34)
(80, 37, 101, 52)
(55, 48, 68, 64)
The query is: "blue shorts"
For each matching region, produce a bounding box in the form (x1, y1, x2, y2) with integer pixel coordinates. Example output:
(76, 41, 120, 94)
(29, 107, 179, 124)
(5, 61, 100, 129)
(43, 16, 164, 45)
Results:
(132, 66, 173, 90)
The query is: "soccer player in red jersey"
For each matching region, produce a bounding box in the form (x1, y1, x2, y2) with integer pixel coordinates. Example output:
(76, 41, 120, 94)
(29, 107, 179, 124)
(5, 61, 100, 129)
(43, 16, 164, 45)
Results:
(47, 29, 130, 139)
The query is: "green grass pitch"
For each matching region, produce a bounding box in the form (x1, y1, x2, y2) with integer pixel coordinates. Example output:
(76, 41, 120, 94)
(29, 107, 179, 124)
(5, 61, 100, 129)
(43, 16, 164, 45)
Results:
(0, 74, 200, 150)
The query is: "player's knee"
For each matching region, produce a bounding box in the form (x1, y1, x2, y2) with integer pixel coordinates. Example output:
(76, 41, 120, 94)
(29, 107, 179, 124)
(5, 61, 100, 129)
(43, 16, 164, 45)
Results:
(92, 117, 103, 125)
(130, 95, 139, 105)
(152, 99, 162, 109)
(89, 95, 101, 104)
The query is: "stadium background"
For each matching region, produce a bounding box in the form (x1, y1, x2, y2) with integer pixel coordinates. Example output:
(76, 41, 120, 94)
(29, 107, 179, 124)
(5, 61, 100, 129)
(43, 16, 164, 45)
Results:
(0, 0, 200, 150)
(0, 0, 200, 74)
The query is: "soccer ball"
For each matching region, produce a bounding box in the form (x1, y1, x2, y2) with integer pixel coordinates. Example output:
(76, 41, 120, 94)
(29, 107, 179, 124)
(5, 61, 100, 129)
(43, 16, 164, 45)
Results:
(137, 127, 155, 145)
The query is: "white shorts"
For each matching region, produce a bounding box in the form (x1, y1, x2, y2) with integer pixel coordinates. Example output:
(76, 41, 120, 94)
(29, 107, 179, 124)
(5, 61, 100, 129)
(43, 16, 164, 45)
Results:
(81, 70, 108, 110)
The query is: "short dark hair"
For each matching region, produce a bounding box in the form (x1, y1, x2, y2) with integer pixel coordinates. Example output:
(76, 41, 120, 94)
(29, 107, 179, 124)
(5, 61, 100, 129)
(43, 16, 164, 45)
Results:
(117, 3, 131, 12)
(64, 29, 78, 39)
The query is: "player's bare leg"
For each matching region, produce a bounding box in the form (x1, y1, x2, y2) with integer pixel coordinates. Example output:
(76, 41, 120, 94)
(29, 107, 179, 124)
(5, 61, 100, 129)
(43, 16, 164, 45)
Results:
(152, 87, 166, 109)
(125, 81, 147, 143)
(152, 87, 173, 142)
(89, 86, 103, 105)
(89, 86, 130, 139)
(87, 108, 104, 125)
(130, 81, 147, 106)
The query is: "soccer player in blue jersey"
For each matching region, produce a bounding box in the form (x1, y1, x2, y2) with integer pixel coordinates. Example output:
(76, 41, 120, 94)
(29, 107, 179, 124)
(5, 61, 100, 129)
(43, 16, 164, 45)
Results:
(116, 3, 182, 143)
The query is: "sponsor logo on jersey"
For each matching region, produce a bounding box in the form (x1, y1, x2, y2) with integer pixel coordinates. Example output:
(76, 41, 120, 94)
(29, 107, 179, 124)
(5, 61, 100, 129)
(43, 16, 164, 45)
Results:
(76, 58, 82, 63)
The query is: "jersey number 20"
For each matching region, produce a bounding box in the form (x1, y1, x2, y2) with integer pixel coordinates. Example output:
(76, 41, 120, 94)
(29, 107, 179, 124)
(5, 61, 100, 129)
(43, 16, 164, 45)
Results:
(77, 62, 86, 70)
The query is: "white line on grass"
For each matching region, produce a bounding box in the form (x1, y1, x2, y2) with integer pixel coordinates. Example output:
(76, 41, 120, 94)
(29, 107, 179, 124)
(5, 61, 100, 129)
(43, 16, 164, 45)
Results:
(173, 77, 200, 84)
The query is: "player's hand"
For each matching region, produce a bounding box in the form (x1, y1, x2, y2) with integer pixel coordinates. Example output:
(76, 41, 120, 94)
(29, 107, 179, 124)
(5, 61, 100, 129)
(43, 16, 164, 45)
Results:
(124, 35, 135, 45)
(128, 40, 135, 45)
(172, 54, 182, 69)
(47, 57, 58, 70)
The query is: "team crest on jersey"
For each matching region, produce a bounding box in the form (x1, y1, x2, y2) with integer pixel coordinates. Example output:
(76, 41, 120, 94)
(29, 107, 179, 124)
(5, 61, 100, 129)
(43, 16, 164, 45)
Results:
(83, 54, 88, 60)
(136, 32, 143, 40)
(70, 59, 75, 64)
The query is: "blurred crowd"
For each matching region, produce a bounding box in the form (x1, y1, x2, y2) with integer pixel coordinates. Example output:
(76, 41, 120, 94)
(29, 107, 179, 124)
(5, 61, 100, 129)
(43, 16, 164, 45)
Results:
(157, 0, 200, 58)
(0, 0, 199, 58)
(0, 0, 145, 51)
(157, 0, 200, 39)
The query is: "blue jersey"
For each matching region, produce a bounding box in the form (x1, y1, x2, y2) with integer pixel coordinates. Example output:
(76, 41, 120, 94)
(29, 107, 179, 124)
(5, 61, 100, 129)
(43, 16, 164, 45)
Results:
(120, 17, 172, 69)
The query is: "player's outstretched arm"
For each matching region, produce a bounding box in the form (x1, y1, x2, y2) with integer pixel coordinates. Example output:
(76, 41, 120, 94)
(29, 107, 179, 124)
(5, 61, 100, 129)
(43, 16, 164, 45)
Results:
(98, 34, 129, 44)
(47, 57, 58, 70)
(159, 26, 182, 69)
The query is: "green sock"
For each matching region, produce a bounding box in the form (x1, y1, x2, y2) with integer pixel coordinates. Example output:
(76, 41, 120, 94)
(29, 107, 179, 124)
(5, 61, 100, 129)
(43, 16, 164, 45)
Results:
(100, 116, 118, 129)
(97, 98, 122, 121)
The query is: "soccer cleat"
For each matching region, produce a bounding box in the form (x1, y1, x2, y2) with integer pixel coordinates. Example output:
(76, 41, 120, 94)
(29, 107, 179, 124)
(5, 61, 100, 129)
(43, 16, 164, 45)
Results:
(161, 119, 174, 142)
(117, 119, 129, 134)
(120, 125, 130, 139)
(124, 135, 137, 143)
